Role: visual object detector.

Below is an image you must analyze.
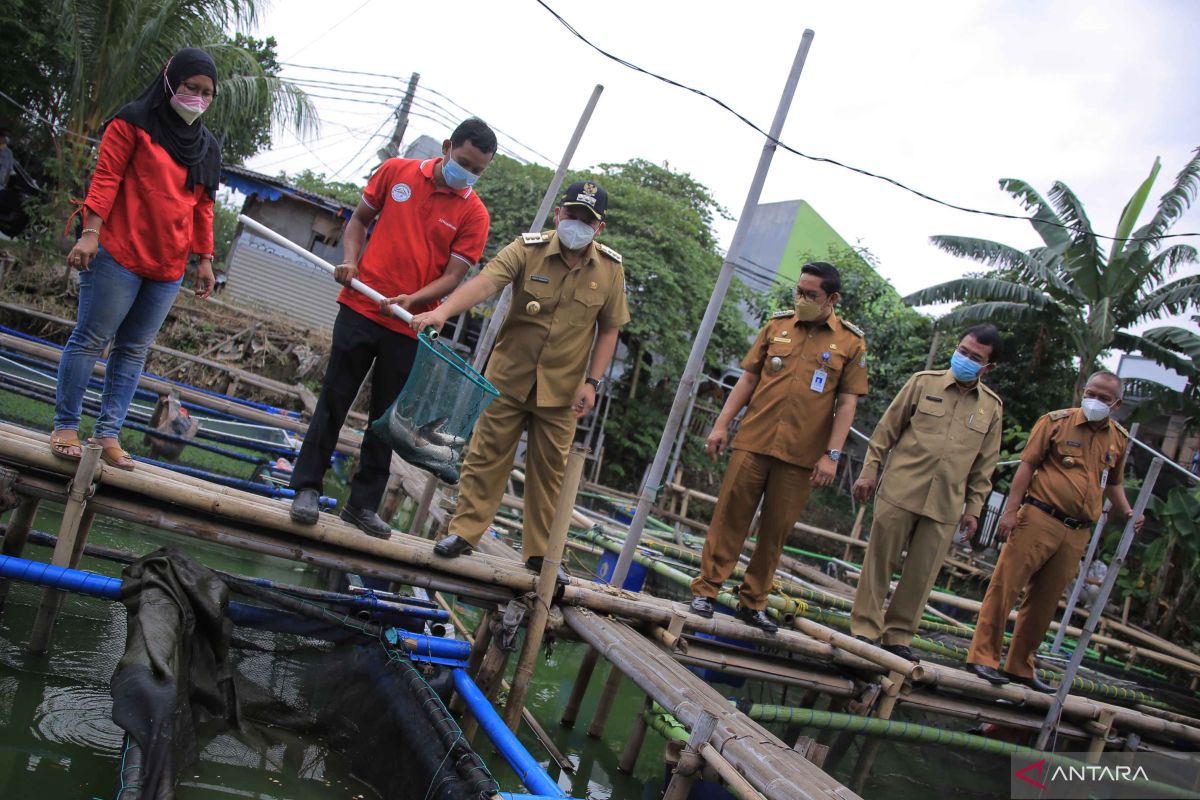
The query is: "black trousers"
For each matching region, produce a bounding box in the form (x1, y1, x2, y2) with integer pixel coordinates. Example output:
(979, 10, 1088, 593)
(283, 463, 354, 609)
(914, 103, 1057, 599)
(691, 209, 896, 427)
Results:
(290, 305, 418, 512)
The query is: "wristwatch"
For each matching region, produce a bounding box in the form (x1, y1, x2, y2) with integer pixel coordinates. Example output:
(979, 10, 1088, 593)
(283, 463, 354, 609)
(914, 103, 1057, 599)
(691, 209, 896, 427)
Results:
(585, 377, 604, 392)
(825, 449, 841, 462)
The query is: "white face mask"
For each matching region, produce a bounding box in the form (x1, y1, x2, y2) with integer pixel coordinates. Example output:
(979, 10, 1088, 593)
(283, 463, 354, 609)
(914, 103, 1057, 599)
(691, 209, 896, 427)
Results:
(556, 218, 597, 250)
(1081, 397, 1112, 422)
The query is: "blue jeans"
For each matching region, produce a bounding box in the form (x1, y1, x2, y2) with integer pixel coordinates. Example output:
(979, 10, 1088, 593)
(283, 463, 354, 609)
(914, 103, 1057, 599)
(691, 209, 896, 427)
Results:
(54, 246, 182, 440)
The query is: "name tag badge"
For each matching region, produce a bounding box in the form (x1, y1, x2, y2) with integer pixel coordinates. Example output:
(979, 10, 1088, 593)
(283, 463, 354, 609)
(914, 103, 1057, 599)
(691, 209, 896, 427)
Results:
(1100, 468, 1109, 489)
(529, 275, 551, 284)
(810, 368, 828, 393)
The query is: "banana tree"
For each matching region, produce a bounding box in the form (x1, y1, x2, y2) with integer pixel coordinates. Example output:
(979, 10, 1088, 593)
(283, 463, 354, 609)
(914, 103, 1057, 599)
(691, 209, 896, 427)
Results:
(1148, 485, 1200, 636)
(906, 150, 1200, 402)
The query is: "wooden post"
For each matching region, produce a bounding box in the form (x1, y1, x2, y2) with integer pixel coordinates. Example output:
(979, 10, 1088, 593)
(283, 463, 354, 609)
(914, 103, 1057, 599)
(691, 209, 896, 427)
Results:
(408, 475, 440, 537)
(618, 694, 654, 774)
(663, 710, 718, 800)
(587, 661, 624, 738)
(503, 447, 586, 731)
(1086, 709, 1116, 763)
(0, 498, 41, 613)
(29, 444, 102, 654)
(842, 505, 867, 562)
(377, 472, 406, 525)
(849, 669, 905, 794)
(561, 647, 600, 727)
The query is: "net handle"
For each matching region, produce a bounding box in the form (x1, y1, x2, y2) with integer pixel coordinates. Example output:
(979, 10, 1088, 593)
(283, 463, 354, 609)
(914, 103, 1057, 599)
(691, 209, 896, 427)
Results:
(237, 215, 439, 340)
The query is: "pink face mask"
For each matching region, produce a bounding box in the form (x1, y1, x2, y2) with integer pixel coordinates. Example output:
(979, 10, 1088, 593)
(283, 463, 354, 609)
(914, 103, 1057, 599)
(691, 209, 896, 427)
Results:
(163, 71, 211, 125)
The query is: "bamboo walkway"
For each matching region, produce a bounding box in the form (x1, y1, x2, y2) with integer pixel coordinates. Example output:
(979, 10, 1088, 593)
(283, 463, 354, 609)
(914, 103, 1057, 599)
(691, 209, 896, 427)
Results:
(2, 416, 1198, 798)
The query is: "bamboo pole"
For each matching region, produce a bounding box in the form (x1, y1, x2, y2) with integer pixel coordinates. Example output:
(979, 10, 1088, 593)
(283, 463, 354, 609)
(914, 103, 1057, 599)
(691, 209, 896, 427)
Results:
(29, 443, 102, 654)
(699, 742, 767, 800)
(408, 475, 440, 537)
(0, 498, 40, 612)
(618, 694, 653, 774)
(842, 505, 867, 562)
(504, 448, 586, 731)
(586, 662, 624, 738)
(663, 711, 718, 800)
(561, 647, 600, 728)
(849, 669, 905, 794)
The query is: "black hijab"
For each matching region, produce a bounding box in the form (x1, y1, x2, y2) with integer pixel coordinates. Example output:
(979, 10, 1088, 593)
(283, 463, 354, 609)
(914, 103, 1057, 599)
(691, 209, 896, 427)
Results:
(112, 48, 221, 197)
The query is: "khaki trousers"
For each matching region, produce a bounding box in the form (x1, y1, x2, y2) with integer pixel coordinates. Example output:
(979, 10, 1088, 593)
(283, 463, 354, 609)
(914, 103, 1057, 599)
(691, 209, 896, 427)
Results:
(967, 505, 1089, 677)
(690, 450, 814, 610)
(850, 496, 958, 646)
(447, 391, 576, 559)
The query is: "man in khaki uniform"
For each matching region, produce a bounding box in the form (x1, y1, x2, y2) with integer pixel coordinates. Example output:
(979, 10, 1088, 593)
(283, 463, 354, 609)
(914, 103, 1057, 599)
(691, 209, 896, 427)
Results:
(411, 181, 630, 574)
(690, 262, 868, 632)
(850, 325, 1004, 661)
(967, 370, 1143, 691)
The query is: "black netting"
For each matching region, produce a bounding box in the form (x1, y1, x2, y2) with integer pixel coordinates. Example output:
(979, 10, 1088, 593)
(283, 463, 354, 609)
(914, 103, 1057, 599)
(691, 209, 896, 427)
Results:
(371, 333, 499, 485)
(110, 548, 499, 800)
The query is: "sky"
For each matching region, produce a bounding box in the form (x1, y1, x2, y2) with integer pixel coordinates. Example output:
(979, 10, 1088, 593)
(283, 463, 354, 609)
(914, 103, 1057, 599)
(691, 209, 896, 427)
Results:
(241, 0, 1200, 341)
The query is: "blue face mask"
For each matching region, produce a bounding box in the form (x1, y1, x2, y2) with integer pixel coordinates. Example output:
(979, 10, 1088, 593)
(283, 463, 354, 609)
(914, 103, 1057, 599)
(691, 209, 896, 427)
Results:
(950, 351, 984, 382)
(441, 151, 477, 190)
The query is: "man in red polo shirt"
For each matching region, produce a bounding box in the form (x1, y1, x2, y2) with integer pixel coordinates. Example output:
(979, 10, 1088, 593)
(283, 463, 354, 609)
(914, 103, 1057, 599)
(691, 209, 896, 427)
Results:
(290, 118, 496, 536)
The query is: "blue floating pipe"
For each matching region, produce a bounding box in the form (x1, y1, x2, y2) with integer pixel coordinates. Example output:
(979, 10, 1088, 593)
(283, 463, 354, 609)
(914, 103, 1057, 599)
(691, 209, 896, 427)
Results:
(0, 555, 461, 659)
(129, 455, 337, 509)
(501, 796, 584, 800)
(452, 669, 566, 798)
(0, 324, 301, 418)
(0, 372, 300, 459)
(0, 554, 122, 599)
(235, 577, 450, 622)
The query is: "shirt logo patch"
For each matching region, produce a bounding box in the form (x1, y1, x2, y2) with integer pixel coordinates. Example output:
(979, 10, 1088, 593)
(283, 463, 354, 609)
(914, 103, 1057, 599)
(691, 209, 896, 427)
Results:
(391, 183, 412, 203)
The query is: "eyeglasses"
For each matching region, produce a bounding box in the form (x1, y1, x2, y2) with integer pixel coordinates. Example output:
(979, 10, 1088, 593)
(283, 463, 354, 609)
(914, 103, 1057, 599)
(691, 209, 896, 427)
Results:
(955, 346, 989, 365)
(794, 289, 825, 302)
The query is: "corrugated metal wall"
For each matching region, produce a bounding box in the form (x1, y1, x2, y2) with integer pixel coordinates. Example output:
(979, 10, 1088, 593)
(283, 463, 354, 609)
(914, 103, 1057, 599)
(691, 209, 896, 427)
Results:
(226, 231, 341, 333)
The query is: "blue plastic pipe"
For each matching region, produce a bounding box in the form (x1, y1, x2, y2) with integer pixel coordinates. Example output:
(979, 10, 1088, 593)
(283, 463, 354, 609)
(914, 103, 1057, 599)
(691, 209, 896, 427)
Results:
(0, 555, 461, 658)
(0, 324, 302, 418)
(130, 455, 336, 509)
(452, 669, 566, 798)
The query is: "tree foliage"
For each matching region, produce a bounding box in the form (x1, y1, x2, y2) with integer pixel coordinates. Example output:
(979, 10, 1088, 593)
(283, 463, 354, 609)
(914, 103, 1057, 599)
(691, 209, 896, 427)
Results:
(907, 151, 1200, 402)
(279, 168, 365, 207)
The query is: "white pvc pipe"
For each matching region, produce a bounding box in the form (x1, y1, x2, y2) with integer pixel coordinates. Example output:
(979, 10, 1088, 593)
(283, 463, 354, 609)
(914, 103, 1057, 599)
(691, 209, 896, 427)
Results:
(236, 215, 435, 339)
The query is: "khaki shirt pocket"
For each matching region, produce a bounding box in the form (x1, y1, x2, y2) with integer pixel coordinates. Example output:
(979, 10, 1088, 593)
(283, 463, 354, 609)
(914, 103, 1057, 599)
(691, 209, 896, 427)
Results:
(520, 274, 556, 314)
(567, 287, 606, 326)
(912, 395, 946, 431)
(764, 339, 794, 374)
(967, 412, 991, 434)
(1054, 440, 1085, 468)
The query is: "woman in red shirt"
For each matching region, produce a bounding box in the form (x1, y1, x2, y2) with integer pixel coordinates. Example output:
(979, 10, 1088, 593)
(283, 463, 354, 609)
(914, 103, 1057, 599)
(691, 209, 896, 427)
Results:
(52, 48, 220, 470)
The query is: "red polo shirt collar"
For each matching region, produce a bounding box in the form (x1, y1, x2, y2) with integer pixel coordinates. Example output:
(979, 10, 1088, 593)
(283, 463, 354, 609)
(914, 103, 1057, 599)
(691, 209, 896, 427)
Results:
(419, 157, 474, 200)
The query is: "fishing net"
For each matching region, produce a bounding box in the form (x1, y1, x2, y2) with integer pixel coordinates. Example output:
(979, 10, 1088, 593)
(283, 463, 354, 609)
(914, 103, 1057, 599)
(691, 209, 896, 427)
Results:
(371, 332, 499, 485)
(110, 548, 499, 800)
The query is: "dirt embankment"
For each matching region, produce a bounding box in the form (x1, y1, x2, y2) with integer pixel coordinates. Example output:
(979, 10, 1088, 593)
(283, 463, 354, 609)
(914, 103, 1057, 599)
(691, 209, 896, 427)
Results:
(0, 248, 334, 412)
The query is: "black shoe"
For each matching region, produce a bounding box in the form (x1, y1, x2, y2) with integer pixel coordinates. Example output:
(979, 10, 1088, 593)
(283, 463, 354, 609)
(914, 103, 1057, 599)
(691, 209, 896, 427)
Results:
(290, 489, 320, 525)
(690, 596, 715, 619)
(339, 506, 392, 538)
(968, 663, 1010, 686)
(736, 605, 778, 634)
(853, 634, 878, 645)
(433, 534, 472, 558)
(1003, 670, 1058, 694)
(524, 556, 570, 586)
(882, 644, 920, 662)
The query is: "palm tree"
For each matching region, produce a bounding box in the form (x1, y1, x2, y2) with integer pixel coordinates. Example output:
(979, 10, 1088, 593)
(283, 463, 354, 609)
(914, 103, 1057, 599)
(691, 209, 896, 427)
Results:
(905, 150, 1200, 401)
(57, 0, 316, 149)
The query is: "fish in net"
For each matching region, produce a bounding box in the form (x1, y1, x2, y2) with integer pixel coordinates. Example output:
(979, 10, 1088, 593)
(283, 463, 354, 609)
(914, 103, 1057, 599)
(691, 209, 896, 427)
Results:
(372, 333, 499, 484)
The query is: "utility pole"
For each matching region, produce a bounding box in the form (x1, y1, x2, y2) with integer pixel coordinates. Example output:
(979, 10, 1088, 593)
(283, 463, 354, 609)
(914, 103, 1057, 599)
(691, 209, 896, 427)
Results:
(377, 72, 420, 163)
(610, 31, 816, 584)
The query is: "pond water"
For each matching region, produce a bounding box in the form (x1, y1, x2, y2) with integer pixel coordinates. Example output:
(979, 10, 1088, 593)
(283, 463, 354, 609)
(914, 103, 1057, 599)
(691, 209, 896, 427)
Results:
(0, 497, 1012, 799)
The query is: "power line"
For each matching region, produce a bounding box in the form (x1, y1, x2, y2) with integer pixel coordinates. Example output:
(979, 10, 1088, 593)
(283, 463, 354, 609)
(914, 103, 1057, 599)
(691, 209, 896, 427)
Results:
(336, 110, 397, 178)
(532, 0, 1200, 244)
(285, 0, 378, 60)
